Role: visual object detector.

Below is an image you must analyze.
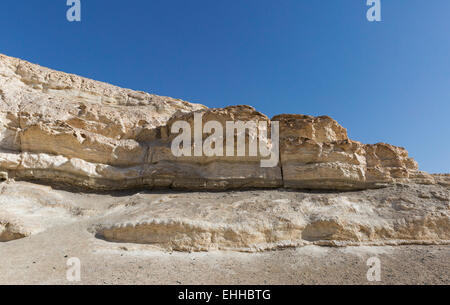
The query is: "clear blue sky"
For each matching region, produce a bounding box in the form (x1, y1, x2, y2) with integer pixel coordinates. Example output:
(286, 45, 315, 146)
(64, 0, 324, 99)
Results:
(1, 1, 449, 173)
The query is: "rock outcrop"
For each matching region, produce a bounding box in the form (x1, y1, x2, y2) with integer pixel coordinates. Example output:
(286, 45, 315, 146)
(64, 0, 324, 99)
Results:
(1, 181, 449, 252)
(0, 54, 436, 190)
(0, 54, 448, 258)
(273, 114, 435, 190)
(433, 174, 450, 187)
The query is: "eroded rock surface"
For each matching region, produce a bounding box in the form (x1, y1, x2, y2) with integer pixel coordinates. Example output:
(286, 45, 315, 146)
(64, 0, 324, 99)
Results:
(0, 181, 448, 251)
(0, 54, 207, 190)
(273, 114, 434, 190)
(0, 221, 27, 242)
(91, 183, 449, 252)
(0, 54, 439, 191)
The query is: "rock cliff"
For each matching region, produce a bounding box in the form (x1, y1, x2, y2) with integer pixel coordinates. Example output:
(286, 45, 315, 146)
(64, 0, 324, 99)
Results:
(0, 54, 436, 190)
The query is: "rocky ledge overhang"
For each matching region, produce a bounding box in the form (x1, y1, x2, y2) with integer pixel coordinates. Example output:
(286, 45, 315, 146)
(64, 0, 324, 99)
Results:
(0, 54, 437, 191)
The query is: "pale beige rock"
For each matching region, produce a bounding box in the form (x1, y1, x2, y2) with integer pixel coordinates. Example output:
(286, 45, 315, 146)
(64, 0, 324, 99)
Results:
(1, 54, 283, 190)
(143, 105, 282, 190)
(0, 181, 448, 252)
(0, 54, 215, 190)
(433, 174, 450, 187)
(273, 114, 435, 190)
(0, 183, 448, 284)
(0, 54, 437, 191)
(0, 55, 448, 284)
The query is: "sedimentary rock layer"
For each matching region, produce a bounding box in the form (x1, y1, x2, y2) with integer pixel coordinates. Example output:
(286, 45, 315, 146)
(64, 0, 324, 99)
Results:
(0, 54, 437, 190)
(1, 181, 448, 252)
(91, 183, 450, 252)
(273, 114, 435, 190)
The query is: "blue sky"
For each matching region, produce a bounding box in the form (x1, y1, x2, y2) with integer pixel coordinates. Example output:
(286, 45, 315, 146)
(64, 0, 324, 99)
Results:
(1, 1, 449, 173)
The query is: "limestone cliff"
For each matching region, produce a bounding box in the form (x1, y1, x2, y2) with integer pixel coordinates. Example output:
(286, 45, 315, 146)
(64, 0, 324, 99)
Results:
(273, 114, 434, 190)
(0, 54, 436, 190)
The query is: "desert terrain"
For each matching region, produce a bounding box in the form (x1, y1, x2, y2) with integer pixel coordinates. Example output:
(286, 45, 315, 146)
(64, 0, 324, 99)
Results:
(0, 54, 448, 285)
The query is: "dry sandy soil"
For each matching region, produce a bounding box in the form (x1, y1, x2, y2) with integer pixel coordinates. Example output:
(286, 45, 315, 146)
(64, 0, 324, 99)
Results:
(0, 181, 448, 285)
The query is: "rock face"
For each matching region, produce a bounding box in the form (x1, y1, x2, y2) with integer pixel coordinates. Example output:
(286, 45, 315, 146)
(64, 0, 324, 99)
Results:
(144, 106, 283, 190)
(0, 54, 448, 260)
(1, 181, 448, 252)
(433, 174, 450, 187)
(0, 54, 436, 190)
(0, 53, 208, 190)
(273, 115, 435, 190)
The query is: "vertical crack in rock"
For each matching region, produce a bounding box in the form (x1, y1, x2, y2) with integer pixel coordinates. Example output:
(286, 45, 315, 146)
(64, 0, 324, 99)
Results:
(0, 88, 9, 106)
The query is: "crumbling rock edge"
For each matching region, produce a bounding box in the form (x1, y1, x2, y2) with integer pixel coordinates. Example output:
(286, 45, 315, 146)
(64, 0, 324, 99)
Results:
(92, 221, 450, 253)
(0, 221, 28, 242)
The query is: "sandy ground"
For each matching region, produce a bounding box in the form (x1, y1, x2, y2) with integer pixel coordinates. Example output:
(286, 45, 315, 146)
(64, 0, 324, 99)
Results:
(0, 181, 448, 285)
(1, 232, 448, 285)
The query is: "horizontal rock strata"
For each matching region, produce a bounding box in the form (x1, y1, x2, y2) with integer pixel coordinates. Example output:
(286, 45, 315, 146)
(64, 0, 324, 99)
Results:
(91, 184, 450, 252)
(273, 114, 435, 190)
(0, 54, 438, 191)
(1, 181, 448, 251)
